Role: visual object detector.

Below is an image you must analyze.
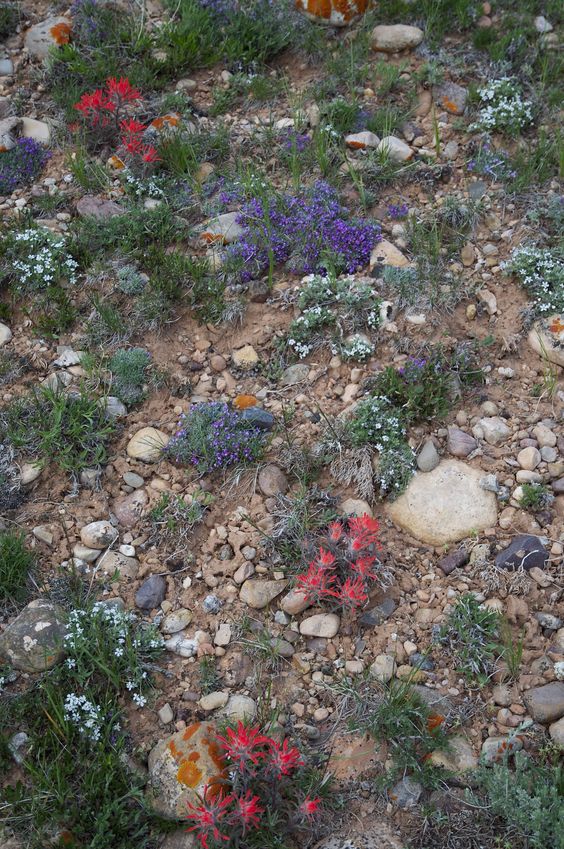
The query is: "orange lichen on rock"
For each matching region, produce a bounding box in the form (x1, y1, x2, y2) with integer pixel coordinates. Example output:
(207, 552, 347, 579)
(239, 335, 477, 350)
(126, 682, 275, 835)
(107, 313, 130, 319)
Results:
(151, 114, 181, 130)
(233, 394, 257, 410)
(548, 316, 564, 335)
(183, 722, 201, 743)
(50, 22, 71, 45)
(108, 154, 125, 170)
(442, 97, 459, 114)
(296, 0, 368, 23)
(177, 758, 203, 788)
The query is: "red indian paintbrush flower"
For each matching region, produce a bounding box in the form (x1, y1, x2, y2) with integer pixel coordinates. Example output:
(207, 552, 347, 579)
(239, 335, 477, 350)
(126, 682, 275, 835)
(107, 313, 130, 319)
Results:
(267, 738, 304, 778)
(234, 791, 264, 831)
(186, 789, 232, 849)
(299, 795, 322, 818)
(215, 721, 270, 772)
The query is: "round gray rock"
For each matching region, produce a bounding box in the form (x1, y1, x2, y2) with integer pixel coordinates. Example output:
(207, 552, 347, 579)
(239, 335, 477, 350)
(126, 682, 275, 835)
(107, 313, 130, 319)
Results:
(0, 600, 66, 672)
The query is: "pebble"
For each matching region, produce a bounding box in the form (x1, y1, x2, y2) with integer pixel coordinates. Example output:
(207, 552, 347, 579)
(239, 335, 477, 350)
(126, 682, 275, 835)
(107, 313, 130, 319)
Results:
(198, 691, 229, 711)
(517, 446, 541, 471)
(126, 428, 169, 462)
(0, 322, 13, 346)
(299, 613, 340, 639)
(158, 703, 174, 724)
(80, 521, 118, 550)
(370, 654, 396, 683)
(135, 575, 167, 610)
(417, 439, 440, 472)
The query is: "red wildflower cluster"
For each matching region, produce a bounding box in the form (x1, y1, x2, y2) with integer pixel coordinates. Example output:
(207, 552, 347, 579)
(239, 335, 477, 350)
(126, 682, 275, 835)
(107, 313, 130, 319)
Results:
(186, 722, 322, 849)
(297, 514, 382, 610)
(73, 77, 159, 167)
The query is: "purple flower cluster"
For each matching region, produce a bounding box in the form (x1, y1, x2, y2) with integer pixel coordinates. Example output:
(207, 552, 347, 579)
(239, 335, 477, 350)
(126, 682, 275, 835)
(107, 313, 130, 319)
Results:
(398, 356, 427, 377)
(388, 203, 409, 220)
(467, 142, 516, 181)
(0, 137, 51, 195)
(70, 0, 105, 45)
(165, 402, 265, 474)
(224, 180, 381, 281)
(280, 129, 311, 153)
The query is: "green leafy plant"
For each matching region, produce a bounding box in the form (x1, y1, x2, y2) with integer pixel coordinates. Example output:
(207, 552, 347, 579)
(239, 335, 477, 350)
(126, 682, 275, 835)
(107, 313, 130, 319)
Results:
(518, 482, 553, 512)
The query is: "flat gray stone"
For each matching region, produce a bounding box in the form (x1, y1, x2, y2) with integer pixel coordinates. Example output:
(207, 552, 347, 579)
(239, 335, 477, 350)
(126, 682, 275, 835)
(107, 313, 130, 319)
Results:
(523, 682, 564, 724)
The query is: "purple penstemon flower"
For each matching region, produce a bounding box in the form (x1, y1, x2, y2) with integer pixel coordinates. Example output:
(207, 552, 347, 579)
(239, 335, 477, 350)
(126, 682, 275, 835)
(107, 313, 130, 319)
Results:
(0, 137, 51, 195)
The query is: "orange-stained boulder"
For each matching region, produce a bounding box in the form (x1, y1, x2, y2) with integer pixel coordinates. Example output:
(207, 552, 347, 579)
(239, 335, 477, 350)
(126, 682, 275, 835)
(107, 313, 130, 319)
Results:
(147, 722, 227, 818)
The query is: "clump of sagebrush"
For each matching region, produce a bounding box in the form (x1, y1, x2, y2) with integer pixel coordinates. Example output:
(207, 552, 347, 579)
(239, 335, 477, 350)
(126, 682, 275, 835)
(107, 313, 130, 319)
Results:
(0, 386, 115, 476)
(369, 346, 483, 424)
(0, 226, 78, 293)
(438, 593, 500, 685)
(0, 138, 51, 195)
(284, 273, 382, 360)
(149, 490, 211, 554)
(472, 748, 564, 849)
(0, 529, 35, 608)
(109, 347, 154, 406)
(518, 482, 553, 512)
(502, 245, 564, 315)
(220, 178, 380, 282)
(165, 402, 266, 475)
(470, 77, 533, 135)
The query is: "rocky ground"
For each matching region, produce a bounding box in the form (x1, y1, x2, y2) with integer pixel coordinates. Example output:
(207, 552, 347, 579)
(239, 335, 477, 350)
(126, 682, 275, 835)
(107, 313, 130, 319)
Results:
(0, 1, 563, 848)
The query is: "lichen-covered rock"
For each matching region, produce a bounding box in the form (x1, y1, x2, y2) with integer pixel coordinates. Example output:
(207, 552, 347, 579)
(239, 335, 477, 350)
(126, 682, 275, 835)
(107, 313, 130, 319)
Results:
(146, 723, 227, 819)
(528, 314, 564, 368)
(296, 0, 369, 27)
(24, 16, 72, 60)
(0, 600, 66, 672)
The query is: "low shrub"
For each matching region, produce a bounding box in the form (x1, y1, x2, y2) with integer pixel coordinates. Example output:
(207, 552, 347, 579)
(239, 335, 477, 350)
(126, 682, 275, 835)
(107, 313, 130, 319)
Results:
(221, 179, 380, 282)
(284, 273, 382, 360)
(165, 402, 266, 474)
(1, 227, 78, 293)
(470, 77, 533, 135)
(369, 346, 483, 424)
(502, 245, 564, 315)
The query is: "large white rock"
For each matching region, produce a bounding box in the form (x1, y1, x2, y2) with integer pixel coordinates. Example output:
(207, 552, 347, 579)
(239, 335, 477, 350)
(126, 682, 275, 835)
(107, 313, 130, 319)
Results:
(20, 117, 50, 144)
(0, 322, 13, 346)
(371, 24, 424, 53)
(386, 460, 498, 545)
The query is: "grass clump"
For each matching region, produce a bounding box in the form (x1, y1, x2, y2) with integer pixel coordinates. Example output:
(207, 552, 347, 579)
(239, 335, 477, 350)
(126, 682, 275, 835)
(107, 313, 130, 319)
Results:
(0, 1, 18, 38)
(0, 530, 35, 609)
(518, 482, 553, 512)
(1, 386, 115, 477)
(334, 675, 450, 790)
(438, 593, 500, 685)
(149, 490, 211, 557)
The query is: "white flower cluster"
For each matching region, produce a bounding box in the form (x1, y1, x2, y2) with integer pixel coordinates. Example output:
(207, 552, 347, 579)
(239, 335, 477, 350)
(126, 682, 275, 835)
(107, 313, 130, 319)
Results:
(502, 245, 563, 314)
(11, 229, 78, 291)
(287, 305, 333, 358)
(341, 334, 375, 362)
(122, 170, 165, 199)
(64, 692, 104, 743)
(470, 77, 533, 134)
